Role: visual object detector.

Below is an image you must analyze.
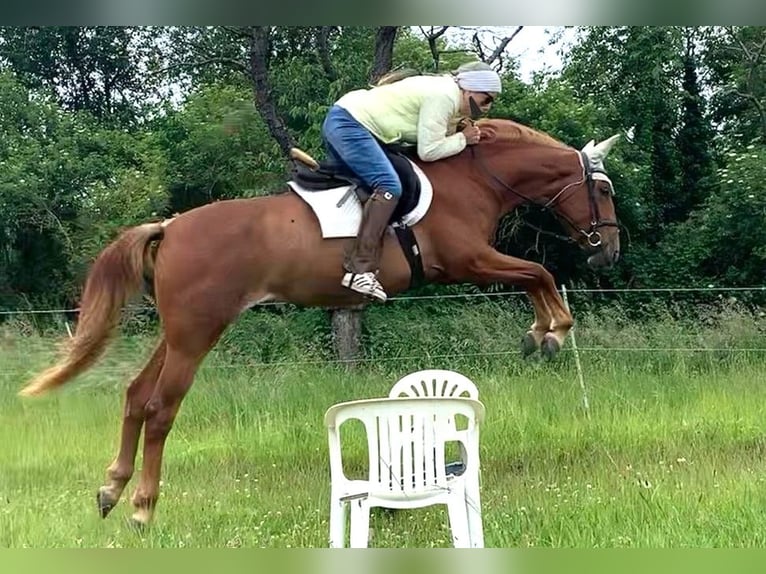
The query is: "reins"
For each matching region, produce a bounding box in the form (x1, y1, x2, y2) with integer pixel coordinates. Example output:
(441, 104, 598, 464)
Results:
(470, 145, 619, 248)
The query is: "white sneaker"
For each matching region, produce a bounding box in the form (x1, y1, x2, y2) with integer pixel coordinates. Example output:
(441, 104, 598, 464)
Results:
(341, 272, 387, 302)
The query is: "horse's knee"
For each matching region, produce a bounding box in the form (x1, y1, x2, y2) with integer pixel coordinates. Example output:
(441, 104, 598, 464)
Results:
(527, 262, 553, 285)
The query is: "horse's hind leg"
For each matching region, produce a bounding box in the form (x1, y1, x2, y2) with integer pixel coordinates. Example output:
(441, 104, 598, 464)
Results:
(97, 338, 167, 518)
(128, 342, 212, 527)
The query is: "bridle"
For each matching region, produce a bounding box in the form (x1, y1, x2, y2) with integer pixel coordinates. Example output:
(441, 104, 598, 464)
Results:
(471, 147, 619, 248)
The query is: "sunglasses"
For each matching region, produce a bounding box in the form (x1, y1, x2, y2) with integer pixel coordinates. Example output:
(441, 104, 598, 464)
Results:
(477, 92, 495, 106)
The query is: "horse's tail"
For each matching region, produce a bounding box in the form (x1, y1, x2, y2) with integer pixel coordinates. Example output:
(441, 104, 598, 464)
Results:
(18, 222, 166, 398)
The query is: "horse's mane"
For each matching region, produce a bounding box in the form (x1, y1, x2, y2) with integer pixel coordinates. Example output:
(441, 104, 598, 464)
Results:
(476, 118, 568, 149)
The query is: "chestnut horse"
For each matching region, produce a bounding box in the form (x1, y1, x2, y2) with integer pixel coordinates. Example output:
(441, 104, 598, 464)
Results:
(19, 119, 621, 527)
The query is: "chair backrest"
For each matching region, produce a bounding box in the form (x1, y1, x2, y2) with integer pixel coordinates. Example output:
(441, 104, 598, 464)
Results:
(325, 397, 485, 495)
(389, 369, 479, 400)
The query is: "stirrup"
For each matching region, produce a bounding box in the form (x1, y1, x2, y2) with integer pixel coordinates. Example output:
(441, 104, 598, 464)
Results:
(341, 272, 387, 302)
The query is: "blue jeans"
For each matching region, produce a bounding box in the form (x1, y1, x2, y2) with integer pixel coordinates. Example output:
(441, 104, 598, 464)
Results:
(321, 105, 403, 197)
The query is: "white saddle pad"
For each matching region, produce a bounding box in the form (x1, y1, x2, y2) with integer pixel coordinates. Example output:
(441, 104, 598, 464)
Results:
(287, 159, 433, 238)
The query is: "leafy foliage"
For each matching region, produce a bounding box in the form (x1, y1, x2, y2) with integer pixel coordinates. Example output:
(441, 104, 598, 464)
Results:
(0, 71, 164, 307)
(704, 26, 766, 143)
(0, 27, 167, 127)
(151, 84, 285, 214)
(0, 26, 763, 312)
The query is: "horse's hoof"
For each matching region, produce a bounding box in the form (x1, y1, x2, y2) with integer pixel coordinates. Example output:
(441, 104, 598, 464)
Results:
(541, 335, 561, 360)
(521, 332, 539, 357)
(127, 517, 148, 533)
(96, 488, 116, 519)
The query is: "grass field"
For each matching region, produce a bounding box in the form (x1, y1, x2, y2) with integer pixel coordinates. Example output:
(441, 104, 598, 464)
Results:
(2, 301, 766, 548)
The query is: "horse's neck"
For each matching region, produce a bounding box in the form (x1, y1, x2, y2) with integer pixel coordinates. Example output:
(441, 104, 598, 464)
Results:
(486, 144, 575, 214)
(421, 144, 574, 237)
(461, 145, 529, 218)
(422, 154, 507, 239)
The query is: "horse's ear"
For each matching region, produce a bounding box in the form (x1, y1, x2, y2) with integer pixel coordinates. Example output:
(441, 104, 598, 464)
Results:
(584, 134, 620, 165)
(593, 134, 620, 161)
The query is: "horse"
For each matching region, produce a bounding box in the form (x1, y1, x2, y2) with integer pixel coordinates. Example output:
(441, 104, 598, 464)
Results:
(18, 118, 621, 527)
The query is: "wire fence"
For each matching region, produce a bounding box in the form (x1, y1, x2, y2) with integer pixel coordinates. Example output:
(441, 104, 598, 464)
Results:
(1, 285, 764, 375)
(2, 286, 763, 441)
(1, 285, 765, 316)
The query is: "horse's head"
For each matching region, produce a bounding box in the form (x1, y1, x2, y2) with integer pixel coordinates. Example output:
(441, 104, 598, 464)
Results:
(557, 134, 621, 269)
(474, 121, 621, 269)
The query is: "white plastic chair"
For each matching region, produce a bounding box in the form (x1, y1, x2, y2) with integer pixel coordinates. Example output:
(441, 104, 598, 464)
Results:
(390, 370, 479, 476)
(325, 396, 485, 548)
(388, 369, 483, 545)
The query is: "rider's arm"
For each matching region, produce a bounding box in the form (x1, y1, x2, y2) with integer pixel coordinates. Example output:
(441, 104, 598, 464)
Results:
(416, 93, 466, 162)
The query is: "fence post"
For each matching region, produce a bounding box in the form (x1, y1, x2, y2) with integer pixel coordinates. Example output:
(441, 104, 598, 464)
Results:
(561, 284, 590, 418)
(330, 306, 364, 365)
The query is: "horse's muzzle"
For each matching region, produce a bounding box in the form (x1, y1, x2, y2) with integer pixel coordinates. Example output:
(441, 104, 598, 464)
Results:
(587, 243, 620, 269)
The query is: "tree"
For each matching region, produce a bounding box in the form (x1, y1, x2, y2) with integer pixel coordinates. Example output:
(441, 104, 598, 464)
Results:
(0, 71, 164, 308)
(705, 26, 766, 142)
(416, 26, 524, 72)
(161, 27, 392, 159)
(150, 83, 283, 214)
(675, 28, 716, 223)
(370, 27, 399, 81)
(0, 27, 166, 127)
(560, 27, 695, 290)
(247, 27, 296, 156)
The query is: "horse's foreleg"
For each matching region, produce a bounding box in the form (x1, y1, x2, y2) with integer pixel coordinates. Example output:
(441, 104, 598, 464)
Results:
(463, 249, 573, 359)
(97, 338, 167, 518)
(538, 283, 575, 359)
(129, 346, 200, 527)
(522, 291, 553, 357)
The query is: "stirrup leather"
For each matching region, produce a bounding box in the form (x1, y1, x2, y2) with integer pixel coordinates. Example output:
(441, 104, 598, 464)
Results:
(341, 272, 387, 302)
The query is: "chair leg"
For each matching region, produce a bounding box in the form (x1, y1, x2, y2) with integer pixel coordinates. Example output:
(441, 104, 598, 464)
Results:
(466, 479, 484, 547)
(466, 499, 484, 547)
(349, 498, 371, 548)
(446, 496, 471, 548)
(329, 498, 348, 548)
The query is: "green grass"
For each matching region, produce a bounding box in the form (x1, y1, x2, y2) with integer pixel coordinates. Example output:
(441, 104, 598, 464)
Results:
(2, 304, 766, 547)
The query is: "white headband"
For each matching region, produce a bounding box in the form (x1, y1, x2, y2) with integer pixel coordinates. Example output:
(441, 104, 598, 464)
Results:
(456, 70, 502, 94)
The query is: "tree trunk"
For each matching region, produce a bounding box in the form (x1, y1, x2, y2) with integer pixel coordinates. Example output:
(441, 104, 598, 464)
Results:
(317, 26, 338, 82)
(330, 305, 365, 365)
(369, 26, 399, 83)
(247, 26, 295, 156)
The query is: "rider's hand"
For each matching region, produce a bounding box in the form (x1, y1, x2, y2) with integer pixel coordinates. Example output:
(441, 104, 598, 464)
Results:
(463, 125, 481, 145)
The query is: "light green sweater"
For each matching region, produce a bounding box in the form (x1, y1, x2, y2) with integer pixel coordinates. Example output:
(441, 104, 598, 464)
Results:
(335, 74, 467, 162)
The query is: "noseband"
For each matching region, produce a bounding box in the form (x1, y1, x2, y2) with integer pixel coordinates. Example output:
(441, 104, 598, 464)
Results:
(472, 148, 619, 247)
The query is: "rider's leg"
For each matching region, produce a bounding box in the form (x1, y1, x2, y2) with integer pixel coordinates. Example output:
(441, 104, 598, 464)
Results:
(322, 106, 402, 301)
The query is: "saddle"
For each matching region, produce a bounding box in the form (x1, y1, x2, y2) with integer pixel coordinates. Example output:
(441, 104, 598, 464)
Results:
(289, 145, 422, 223)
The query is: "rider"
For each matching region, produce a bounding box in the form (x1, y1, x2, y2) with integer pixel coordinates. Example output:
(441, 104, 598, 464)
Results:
(321, 61, 502, 302)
